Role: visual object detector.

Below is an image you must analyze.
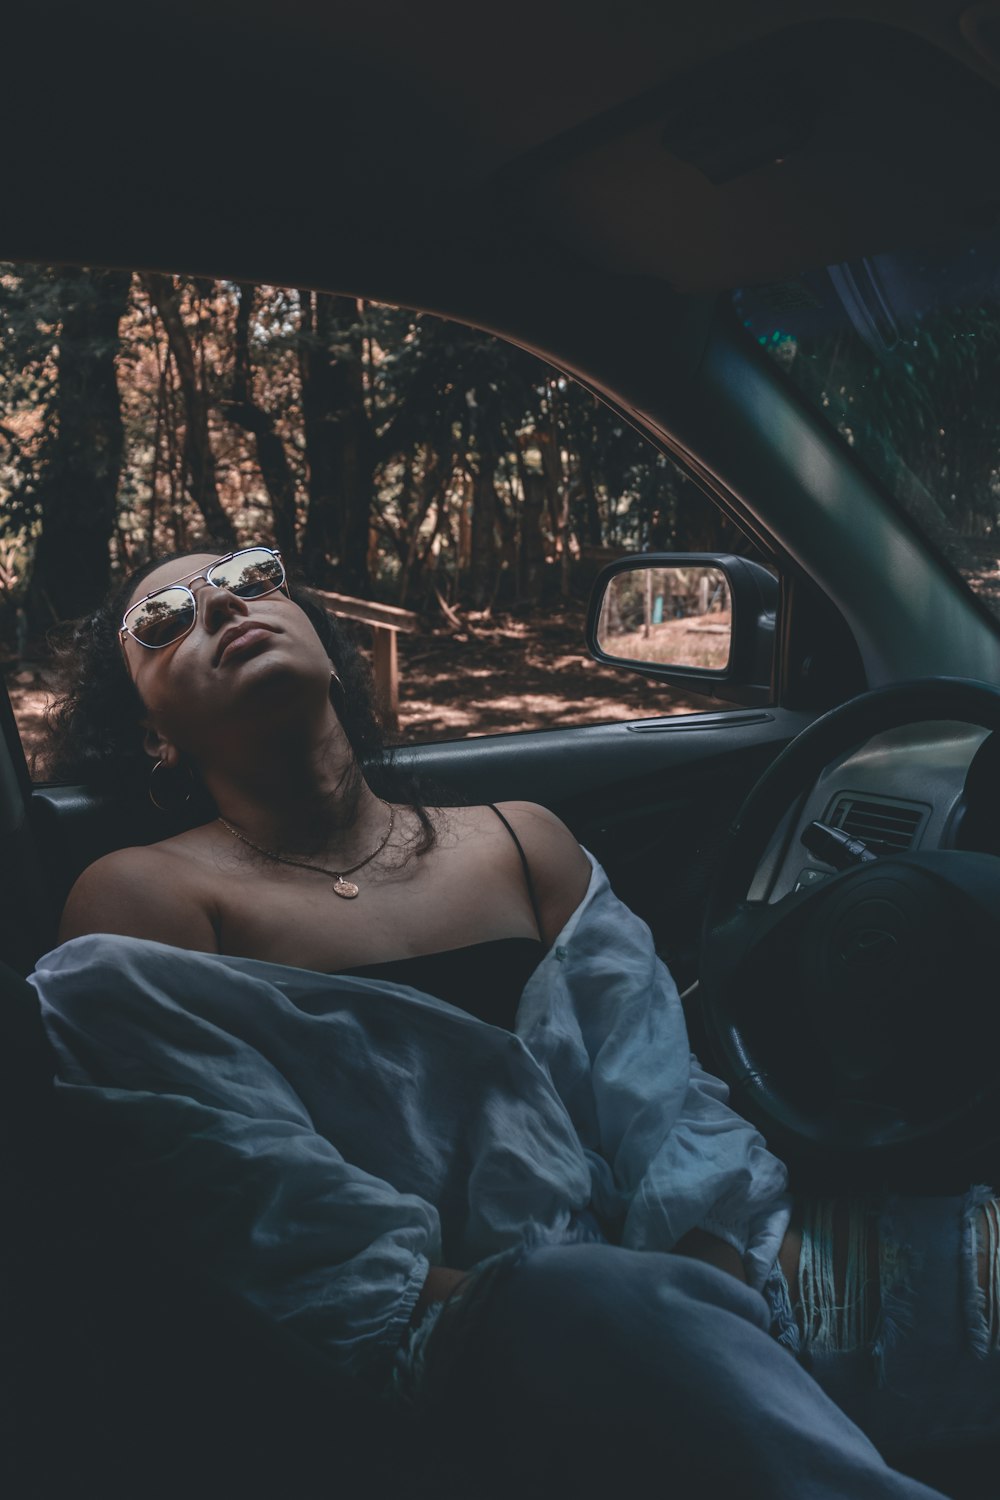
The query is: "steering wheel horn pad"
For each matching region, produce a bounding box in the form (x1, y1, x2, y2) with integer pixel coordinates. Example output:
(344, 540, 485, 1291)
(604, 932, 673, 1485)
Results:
(700, 678, 1000, 1160)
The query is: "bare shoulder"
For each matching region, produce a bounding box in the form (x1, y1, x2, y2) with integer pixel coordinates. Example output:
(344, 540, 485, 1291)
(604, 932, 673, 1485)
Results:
(490, 800, 589, 870)
(490, 800, 592, 943)
(58, 839, 220, 952)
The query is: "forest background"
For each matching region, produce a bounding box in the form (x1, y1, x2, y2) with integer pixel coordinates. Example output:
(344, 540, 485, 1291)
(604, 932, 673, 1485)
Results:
(4, 264, 1000, 756)
(0, 265, 739, 754)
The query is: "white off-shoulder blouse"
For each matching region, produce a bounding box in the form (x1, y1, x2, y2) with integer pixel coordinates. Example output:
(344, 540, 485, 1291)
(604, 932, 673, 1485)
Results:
(30, 852, 791, 1389)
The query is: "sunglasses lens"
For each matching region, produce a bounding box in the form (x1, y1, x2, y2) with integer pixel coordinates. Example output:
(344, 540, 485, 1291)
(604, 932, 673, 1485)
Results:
(123, 550, 283, 650)
(211, 549, 284, 598)
(126, 588, 196, 647)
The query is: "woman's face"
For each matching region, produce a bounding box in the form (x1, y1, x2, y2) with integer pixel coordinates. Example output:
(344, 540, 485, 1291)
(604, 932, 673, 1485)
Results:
(122, 551, 336, 766)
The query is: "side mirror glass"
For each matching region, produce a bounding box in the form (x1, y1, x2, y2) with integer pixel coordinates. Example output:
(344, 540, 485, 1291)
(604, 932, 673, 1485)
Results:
(595, 564, 732, 673)
(586, 552, 778, 708)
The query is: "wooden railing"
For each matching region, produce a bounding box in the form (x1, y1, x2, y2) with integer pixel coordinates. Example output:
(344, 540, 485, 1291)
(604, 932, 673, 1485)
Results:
(311, 589, 420, 734)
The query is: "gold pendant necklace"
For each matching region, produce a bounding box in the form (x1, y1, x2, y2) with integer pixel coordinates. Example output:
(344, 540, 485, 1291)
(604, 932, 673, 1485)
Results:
(217, 802, 395, 899)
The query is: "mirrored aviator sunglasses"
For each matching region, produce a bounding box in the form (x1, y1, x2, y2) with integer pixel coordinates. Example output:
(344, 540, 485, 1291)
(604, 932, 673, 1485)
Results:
(120, 547, 286, 650)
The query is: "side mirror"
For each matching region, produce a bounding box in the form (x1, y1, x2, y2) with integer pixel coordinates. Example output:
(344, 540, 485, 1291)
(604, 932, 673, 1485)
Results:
(586, 553, 777, 708)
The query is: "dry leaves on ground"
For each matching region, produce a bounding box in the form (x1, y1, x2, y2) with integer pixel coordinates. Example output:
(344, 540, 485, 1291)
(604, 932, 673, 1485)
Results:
(5, 601, 719, 773)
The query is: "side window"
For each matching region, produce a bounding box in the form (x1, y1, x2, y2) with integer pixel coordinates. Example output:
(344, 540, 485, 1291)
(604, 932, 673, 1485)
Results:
(0, 265, 768, 774)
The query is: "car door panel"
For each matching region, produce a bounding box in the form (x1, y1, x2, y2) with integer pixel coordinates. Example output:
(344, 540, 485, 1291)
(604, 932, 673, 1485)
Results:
(21, 705, 812, 981)
(395, 706, 812, 990)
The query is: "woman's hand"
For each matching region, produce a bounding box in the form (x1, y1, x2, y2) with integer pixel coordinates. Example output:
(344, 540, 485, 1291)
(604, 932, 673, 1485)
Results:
(412, 1231, 748, 1335)
(673, 1227, 748, 1283)
(411, 1266, 468, 1324)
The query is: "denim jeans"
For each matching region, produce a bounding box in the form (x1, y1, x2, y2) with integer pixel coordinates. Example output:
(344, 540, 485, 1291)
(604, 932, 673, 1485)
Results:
(765, 1189, 1000, 1467)
(394, 1197, 1000, 1499)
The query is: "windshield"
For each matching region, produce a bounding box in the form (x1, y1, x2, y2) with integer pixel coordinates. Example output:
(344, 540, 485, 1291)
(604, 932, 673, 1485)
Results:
(733, 229, 1000, 624)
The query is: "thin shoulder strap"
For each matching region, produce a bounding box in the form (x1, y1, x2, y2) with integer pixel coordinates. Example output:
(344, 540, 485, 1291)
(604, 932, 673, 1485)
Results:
(488, 803, 545, 942)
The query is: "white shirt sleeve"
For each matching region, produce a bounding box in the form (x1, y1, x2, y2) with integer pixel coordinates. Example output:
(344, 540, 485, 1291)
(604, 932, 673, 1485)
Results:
(517, 854, 792, 1289)
(31, 934, 439, 1387)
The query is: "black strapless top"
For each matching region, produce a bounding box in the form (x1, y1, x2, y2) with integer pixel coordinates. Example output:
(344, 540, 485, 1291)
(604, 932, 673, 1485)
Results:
(337, 936, 545, 1031)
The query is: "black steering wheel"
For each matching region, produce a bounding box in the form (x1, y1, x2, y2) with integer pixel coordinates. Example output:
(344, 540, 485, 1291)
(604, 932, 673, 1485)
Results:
(700, 677, 1000, 1166)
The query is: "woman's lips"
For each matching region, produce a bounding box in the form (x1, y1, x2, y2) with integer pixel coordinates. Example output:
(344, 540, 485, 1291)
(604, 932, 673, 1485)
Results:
(216, 625, 275, 665)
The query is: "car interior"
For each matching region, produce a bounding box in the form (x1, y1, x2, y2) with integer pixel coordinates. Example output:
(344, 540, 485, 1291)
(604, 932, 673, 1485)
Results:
(6, 3, 1000, 1495)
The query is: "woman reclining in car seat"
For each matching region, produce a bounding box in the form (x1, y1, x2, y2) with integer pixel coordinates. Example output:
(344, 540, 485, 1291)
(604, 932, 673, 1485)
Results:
(28, 544, 1000, 1498)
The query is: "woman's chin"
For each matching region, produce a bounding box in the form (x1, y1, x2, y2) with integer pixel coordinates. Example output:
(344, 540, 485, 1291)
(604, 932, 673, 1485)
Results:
(226, 654, 333, 716)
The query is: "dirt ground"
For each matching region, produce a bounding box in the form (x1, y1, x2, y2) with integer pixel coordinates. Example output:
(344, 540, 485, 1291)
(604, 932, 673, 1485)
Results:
(4, 600, 719, 773)
(599, 611, 732, 673)
(392, 602, 718, 742)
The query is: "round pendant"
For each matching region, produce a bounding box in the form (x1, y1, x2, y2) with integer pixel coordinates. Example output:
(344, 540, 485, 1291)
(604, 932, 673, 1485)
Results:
(333, 878, 360, 899)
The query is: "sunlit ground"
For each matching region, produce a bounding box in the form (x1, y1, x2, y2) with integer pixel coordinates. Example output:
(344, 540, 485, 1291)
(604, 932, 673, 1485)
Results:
(5, 666, 56, 773)
(391, 604, 719, 744)
(599, 611, 732, 673)
(6, 602, 721, 772)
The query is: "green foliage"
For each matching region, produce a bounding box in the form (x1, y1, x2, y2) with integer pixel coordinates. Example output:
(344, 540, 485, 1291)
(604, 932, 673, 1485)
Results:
(0, 264, 61, 539)
(779, 302, 1000, 538)
(0, 266, 736, 621)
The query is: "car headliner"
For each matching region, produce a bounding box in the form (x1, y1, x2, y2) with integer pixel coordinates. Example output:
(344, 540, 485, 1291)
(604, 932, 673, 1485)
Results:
(4, 0, 1000, 332)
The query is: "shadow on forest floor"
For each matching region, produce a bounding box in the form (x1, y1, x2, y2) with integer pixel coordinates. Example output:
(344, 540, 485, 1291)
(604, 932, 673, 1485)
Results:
(4, 601, 719, 772)
(392, 600, 718, 742)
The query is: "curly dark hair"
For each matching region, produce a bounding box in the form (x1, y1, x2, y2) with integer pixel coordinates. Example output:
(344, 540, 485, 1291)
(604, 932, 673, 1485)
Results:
(43, 551, 436, 852)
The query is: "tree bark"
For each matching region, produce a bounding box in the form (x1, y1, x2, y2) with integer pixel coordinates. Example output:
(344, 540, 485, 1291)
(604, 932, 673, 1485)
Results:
(457, 471, 473, 572)
(469, 443, 499, 609)
(516, 442, 547, 605)
(580, 459, 604, 547)
(397, 446, 448, 604)
(30, 269, 132, 622)
(538, 423, 572, 599)
(142, 273, 236, 547)
(220, 284, 300, 565)
(299, 292, 374, 594)
(673, 474, 741, 552)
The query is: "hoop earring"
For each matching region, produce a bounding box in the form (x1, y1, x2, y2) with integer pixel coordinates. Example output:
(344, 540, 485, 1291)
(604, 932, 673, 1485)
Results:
(149, 758, 194, 813)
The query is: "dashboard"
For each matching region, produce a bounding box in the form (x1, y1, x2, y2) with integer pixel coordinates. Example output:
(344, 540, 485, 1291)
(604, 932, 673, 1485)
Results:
(753, 722, 993, 903)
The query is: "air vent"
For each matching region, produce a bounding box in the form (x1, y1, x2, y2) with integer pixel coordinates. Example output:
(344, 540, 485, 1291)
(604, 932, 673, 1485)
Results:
(826, 794, 926, 854)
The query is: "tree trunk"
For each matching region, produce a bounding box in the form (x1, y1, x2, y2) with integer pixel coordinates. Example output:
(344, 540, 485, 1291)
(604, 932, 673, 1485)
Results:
(457, 471, 473, 572)
(674, 475, 741, 552)
(538, 424, 572, 599)
(580, 460, 604, 547)
(142, 273, 236, 547)
(299, 292, 374, 594)
(221, 284, 300, 565)
(30, 269, 132, 623)
(398, 447, 448, 604)
(516, 445, 547, 605)
(470, 444, 499, 609)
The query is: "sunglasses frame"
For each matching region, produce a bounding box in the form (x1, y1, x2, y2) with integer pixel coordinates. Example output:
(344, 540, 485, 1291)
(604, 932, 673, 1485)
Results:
(119, 547, 287, 653)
